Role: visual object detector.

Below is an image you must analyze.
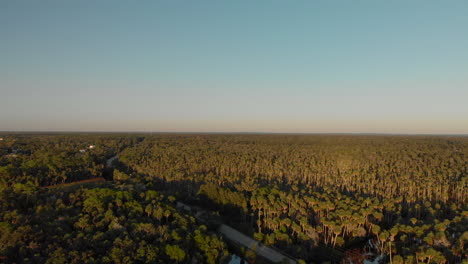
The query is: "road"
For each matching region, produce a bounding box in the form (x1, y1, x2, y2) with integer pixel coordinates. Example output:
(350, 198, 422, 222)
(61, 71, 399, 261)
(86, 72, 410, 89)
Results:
(106, 155, 117, 168)
(218, 224, 297, 264)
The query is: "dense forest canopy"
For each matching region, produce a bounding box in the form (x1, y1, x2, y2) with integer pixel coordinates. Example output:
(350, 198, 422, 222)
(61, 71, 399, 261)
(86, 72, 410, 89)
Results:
(0, 133, 467, 263)
(119, 135, 467, 204)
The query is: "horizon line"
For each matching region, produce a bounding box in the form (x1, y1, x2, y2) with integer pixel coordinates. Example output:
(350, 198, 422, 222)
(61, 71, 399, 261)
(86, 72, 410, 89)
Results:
(0, 130, 467, 137)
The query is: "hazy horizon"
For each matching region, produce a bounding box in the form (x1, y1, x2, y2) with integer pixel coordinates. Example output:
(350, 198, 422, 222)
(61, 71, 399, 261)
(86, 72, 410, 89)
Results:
(2, 1, 468, 134)
(1, 130, 467, 137)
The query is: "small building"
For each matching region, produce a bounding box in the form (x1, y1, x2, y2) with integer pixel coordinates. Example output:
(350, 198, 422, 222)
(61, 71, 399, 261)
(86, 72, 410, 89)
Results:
(0, 138, 3, 141)
(79, 149, 86, 153)
(88, 145, 96, 149)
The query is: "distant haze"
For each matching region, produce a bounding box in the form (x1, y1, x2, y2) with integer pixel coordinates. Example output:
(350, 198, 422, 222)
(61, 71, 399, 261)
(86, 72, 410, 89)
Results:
(1, 1, 468, 134)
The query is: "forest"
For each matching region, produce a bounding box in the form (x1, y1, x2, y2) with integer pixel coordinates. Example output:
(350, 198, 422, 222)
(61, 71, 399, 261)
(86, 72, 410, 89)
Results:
(0, 133, 467, 263)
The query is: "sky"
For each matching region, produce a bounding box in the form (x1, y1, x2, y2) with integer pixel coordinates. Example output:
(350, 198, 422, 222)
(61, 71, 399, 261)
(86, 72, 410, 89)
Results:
(1, 0, 467, 134)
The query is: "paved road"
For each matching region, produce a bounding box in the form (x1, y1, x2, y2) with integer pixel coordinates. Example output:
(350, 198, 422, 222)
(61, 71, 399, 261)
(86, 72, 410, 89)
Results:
(218, 225, 296, 264)
(106, 155, 117, 168)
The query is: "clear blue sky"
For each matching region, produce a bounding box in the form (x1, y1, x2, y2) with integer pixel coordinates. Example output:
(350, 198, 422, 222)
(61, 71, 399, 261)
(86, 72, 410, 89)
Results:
(1, 0, 467, 134)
